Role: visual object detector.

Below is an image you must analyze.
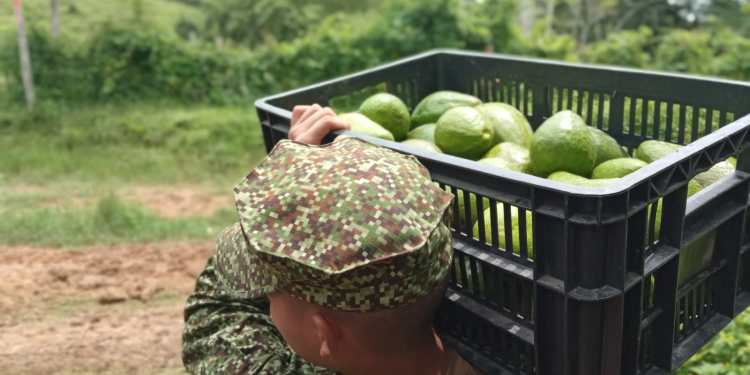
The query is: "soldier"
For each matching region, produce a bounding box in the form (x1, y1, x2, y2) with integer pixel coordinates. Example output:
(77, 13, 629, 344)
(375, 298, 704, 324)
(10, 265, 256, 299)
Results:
(182, 105, 479, 374)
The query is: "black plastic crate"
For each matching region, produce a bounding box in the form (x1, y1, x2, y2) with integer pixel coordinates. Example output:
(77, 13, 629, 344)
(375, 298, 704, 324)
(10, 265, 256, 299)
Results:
(254, 50, 750, 375)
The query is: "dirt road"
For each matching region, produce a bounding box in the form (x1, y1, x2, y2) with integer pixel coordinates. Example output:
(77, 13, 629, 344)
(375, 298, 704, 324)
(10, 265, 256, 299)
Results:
(0, 241, 215, 375)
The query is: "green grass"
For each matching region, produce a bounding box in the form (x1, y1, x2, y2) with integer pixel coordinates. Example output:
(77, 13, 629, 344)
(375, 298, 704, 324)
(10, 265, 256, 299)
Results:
(0, 194, 236, 247)
(0, 102, 264, 246)
(0, 102, 266, 185)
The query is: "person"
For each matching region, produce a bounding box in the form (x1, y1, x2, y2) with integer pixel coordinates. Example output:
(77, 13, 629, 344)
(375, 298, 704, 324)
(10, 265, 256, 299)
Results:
(181, 105, 480, 374)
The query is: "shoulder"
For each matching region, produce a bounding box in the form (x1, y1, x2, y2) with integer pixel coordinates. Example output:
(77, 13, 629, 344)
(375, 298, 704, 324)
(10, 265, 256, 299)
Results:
(216, 222, 246, 252)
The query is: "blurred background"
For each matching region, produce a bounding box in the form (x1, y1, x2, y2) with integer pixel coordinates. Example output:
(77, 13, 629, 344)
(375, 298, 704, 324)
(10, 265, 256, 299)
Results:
(0, 1, 748, 374)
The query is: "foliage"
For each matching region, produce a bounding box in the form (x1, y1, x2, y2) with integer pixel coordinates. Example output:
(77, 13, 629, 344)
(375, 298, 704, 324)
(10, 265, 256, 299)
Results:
(584, 26, 654, 68)
(510, 20, 579, 60)
(0, 0, 202, 42)
(677, 310, 750, 375)
(200, 0, 323, 48)
(3, 0, 750, 107)
(653, 29, 715, 75)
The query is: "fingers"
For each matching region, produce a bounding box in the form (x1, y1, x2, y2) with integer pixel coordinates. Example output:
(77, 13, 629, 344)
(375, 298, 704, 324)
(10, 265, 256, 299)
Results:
(289, 104, 320, 139)
(289, 104, 346, 145)
(297, 104, 321, 126)
(301, 117, 350, 145)
(291, 107, 334, 141)
(291, 105, 311, 124)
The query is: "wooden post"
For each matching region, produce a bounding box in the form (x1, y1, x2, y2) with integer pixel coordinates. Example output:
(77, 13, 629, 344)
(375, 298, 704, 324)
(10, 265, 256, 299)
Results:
(13, 0, 35, 109)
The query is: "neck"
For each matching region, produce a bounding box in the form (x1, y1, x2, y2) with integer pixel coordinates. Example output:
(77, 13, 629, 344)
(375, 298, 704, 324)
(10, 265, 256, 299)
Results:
(339, 329, 451, 375)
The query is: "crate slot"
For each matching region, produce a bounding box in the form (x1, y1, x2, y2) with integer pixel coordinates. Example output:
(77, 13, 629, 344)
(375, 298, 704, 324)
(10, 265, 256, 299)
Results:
(642, 274, 657, 312)
(674, 272, 715, 343)
(444, 184, 535, 263)
(437, 288, 535, 374)
(639, 325, 656, 372)
(450, 242, 535, 326)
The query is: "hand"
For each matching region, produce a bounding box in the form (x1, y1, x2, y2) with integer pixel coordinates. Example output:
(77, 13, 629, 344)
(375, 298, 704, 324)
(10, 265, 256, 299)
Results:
(289, 104, 350, 145)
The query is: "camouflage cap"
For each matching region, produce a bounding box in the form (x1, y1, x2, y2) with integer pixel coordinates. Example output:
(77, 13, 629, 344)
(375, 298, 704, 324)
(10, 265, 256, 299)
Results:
(218, 137, 455, 312)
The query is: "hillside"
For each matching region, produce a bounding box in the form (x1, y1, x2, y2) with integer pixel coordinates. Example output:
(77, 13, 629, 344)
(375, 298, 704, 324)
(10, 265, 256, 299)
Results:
(0, 0, 202, 40)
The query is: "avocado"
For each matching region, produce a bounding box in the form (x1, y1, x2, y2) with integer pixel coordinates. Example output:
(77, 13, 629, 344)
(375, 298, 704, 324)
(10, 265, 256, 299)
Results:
(547, 171, 617, 188)
(530, 111, 597, 177)
(338, 112, 395, 141)
(411, 91, 481, 128)
(677, 231, 716, 286)
(635, 140, 681, 163)
(453, 190, 489, 228)
(650, 179, 703, 237)
(359, 93, 411, 141)
(435, 106, 495, 160)
(591, 158, 648, 179)
(483, 142, 530, 172)
(400, 139, 442, 153)
(589, 127, 627, 166)
(406, 123, 436, 143)
(477, 157, 525, 172)
(473, 203, 534, 258)
(477, 103, 534, 148)
(693, 160, 735, 188)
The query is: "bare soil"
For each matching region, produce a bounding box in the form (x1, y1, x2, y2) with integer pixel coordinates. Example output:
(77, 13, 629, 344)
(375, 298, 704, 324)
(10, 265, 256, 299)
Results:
(122, 185, 233, 218)
(0, 241, 215, 375)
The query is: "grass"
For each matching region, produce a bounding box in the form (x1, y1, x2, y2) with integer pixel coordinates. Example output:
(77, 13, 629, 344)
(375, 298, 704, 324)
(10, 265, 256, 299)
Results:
(0, 193, 236, 247)
(0, 102, 266, 185)
(0, 101, 265, 246)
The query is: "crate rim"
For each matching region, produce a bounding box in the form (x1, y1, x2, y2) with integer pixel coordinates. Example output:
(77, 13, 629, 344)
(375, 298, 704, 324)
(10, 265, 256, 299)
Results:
(255, 48, 750, 198)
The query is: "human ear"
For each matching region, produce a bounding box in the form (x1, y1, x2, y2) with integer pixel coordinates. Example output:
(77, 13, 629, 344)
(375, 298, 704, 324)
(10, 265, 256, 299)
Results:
(311, 313, 337, 359)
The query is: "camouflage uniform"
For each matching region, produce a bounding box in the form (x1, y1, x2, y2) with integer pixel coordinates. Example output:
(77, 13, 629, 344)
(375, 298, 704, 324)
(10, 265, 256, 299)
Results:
(182, 137, 456, 374)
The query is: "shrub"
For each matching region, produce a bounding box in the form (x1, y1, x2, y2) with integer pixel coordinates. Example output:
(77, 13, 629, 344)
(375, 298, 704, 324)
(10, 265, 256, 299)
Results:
(584, 26, 654, 68)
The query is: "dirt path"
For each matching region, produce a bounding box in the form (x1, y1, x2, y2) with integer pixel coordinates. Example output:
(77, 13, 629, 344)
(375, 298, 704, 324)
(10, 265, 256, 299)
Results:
(0, 241, 215, 375)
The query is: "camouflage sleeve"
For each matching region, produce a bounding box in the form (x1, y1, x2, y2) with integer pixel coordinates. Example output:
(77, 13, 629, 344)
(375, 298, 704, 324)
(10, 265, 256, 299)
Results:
(181, 227, 337, 375)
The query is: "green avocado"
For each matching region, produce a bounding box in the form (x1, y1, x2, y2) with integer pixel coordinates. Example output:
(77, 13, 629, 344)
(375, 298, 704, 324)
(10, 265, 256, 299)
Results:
(452, 152, 525, 227)
(677, 231, 716, 286)
(411, 91, 481, 128)
(435, 106, 495, 160)
(693, 160, 735, 189)
(477, 103, 534, 148)
(483, 142, 530, 172)
(635, 140, 681, 163)
(589, 127, 627, 166)
(400, 139, 443, 153)
(338, 112, 395, 141)
(530, 111, 597, 177)
(359, 93, 411, 141)
(477, 157, 525, 172)
(591, 158, 648, 179)
(472, 203, 534, 258)
(406, 123, 436, 143)
(547, 171, 618, 188)
(453, 190, 488, 228)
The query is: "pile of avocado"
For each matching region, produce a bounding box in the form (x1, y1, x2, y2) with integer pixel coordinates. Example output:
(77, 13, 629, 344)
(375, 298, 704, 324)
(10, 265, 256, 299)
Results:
(338, 90, 736, 262)
(339, 90, 735, 191)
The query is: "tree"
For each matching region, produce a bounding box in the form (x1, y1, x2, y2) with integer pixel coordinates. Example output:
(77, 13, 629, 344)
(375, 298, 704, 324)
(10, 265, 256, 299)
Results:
(51, 0, 60, 38)
(12, 0, 35, 109)
(201, 0, 322, 48)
